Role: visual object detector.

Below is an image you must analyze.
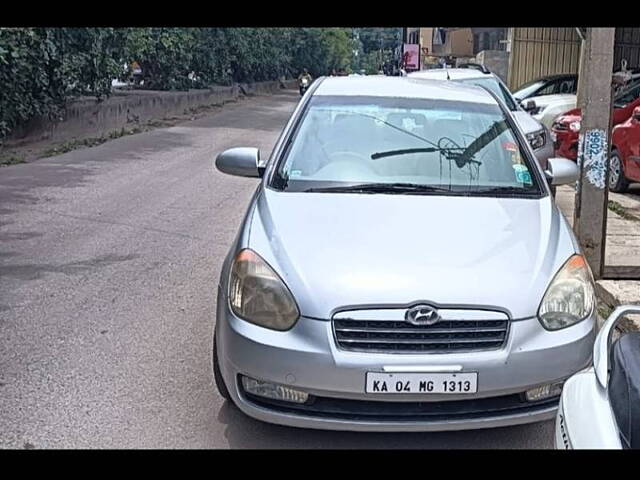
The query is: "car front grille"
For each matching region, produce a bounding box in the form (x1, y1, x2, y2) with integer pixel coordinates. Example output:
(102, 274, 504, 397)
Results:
(552, 122, 568, 131)
(333, 317, 508, 353)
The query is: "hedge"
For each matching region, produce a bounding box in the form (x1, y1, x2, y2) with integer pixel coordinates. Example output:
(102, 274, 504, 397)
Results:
(0, 27, 355, 141)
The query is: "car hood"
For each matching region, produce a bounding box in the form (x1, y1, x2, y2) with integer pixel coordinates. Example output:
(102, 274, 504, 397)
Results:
(555, 108, 582, 126)
(246, 189, 577, 320)
(511, 110, 545, 136)
(529, 94, 576, 108)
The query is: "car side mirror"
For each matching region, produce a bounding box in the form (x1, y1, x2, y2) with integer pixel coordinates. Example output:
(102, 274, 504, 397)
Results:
(215, 147, 262, 178)
(633, 106, 640, 121)
(522, 99, 537, 112)
(545, 157, 579, 186)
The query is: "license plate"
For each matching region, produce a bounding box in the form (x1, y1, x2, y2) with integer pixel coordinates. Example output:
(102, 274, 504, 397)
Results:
(366, 372, 478, 394)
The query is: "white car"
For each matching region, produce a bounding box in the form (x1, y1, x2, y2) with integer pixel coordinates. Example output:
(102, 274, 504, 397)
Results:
(409, 68, 553, 168)
(524, 94, 577, 130)
(556, 305, 640, 449)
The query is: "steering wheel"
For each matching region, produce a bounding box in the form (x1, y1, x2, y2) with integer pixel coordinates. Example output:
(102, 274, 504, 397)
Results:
(320, 139, 370, 162)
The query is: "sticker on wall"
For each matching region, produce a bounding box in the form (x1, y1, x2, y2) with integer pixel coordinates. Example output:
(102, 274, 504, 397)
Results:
(580, 129, 607, 189)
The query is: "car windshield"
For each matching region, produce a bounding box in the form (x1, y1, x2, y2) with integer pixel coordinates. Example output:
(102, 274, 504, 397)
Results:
(271, 96, 543, 197)
(457, 77, 517, 111)
(614, 80, 640, 108)
(513, 79, 546, 100)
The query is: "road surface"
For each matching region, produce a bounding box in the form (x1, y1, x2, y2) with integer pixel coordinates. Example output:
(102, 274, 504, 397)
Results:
(0, 90, 554, 448)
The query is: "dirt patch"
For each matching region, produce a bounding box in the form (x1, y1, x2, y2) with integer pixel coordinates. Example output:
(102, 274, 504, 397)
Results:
(608, 200, 640, 222)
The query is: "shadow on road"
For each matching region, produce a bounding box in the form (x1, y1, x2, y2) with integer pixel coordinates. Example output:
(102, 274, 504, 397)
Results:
(216, 401, 554, 449)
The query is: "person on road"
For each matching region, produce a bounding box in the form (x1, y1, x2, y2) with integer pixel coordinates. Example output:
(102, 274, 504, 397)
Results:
(298, 69, 313, 85)
(298, 69, 313, 95)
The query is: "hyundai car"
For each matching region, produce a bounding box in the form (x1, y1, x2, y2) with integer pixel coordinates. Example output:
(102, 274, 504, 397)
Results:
(212, 76, 596, 431)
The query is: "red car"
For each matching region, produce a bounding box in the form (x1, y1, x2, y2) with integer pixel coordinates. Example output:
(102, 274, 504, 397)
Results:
(551, 80, 640, 161)
(609, 106, 640, 192)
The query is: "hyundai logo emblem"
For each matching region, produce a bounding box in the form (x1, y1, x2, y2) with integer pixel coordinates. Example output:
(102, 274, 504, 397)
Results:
(405, 305, 441, 326)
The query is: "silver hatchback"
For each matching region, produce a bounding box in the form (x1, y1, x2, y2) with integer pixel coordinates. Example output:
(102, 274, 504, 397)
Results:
(212, 76, 596, 432)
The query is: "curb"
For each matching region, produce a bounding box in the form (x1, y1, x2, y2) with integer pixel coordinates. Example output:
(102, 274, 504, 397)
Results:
(596, 280, 640, 333)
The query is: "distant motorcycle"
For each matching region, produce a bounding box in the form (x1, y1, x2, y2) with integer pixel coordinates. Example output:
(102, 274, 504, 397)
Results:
(555, 304, 640, 449)
(299, 77, 310, 96)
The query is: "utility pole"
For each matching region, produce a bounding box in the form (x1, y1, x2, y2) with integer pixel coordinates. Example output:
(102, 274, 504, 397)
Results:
(573, 28, 616, 279)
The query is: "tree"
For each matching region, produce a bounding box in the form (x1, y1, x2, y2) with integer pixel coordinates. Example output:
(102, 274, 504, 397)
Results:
(352, 28, 402, 73)
(123, 28, 197, 90)
(0, 27, 360, 141)
(289, 28, 354, 77)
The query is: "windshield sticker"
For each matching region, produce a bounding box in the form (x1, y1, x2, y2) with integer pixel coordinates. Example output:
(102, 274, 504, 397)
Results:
(513, 164, 532, 185)
(502, 141, 518, 152)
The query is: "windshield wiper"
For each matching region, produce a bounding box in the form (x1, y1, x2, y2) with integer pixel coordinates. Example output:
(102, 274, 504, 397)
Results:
(453, 120, 509, 167)
(304, 182, 453, 194)
(371, 147, 464, 160)
(470, 185, 538, 195)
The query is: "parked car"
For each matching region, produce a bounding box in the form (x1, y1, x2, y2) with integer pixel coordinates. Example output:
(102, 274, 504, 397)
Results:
(212, 75, 595, 432)
(514, 74, 578, 102)
(409, 67, 553, 168)
(525, 94, 577, 130)
(555, 304, 640, 449)
(551, 79, 640, 161)
(609, 106, 640, 192)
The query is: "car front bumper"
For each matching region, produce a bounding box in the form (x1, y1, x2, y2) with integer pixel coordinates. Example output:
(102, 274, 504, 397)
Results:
(216, 291, 595, 432)
(552, 129, 579, 161)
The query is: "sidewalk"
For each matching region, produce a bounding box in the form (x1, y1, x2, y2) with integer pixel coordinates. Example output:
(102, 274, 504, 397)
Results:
(555, 185, 640, 331)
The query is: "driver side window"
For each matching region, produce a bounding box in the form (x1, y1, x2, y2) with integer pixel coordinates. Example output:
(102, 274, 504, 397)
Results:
(537, 80, 561, 96)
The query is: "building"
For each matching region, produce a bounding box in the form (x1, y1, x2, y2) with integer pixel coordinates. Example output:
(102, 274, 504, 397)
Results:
(402, 28, 476, 69)
(472, 28, 508, 55)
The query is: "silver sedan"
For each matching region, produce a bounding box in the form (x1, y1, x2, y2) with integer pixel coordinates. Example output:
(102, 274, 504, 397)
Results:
(212, 76, 596, 432)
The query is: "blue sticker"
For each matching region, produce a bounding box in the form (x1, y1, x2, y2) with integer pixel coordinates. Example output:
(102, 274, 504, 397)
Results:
(513, 164, 532, 185)
(517, 170, 532, 184)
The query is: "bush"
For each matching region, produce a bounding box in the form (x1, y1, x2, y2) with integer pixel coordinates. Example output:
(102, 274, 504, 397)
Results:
(0, 27, 355, 141)
(0, 27, 126, 140)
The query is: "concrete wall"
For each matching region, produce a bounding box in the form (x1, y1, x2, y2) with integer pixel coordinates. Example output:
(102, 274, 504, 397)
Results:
(6, 79, 298, 147)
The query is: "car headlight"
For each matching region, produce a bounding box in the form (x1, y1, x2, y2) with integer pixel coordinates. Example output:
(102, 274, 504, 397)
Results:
(229, 249, 300, 331)
(538, 255, 595, 330)
(526, 130, 546, 150)
(569, 121, 581, 132)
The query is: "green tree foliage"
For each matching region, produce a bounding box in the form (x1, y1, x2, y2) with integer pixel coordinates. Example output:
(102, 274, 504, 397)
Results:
(352, 28, 402, 74)
(357, 28, 401, 53)
(123, 28, 197, 90)
(0, 27, 354, 141)
(0, 27, 127, 139)
(290, 28, 355, 77)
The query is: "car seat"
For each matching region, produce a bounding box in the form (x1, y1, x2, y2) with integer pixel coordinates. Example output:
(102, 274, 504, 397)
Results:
(608, 331, 640, 449)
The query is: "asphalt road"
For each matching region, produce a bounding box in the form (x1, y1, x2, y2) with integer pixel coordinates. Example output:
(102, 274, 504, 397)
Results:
(0, 90, 554, 449)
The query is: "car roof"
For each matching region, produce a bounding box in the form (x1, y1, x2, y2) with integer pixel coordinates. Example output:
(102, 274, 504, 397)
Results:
(408, 68, 493, 81)
(533, 73, 577, 81)
(313, 75, 497, 105)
